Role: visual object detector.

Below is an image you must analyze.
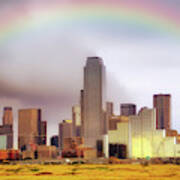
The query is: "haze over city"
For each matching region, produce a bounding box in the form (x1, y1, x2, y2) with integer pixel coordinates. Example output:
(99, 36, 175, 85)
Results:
(0, 0, 180, 148)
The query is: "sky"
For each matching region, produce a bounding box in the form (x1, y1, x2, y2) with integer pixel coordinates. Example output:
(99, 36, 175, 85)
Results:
(0, 0, 180, 147)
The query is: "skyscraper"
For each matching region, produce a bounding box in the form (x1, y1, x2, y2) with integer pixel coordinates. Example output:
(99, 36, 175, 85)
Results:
(40, 121, 47, 145)
(80, 89, 84, 137)
(83, 57, 106, 148)
(153, 94, 171, 129)
(18, 109, 41, 151)
(72, 105, 81, 137)
(3, 107, 13, 126)
(120, 104, 136, 116)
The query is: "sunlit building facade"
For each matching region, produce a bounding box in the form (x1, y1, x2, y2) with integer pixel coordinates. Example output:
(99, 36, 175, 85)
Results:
(108, 107, 180, 159)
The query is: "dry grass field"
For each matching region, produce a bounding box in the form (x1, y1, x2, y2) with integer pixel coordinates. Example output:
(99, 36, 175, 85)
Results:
(0, 164, 180, 180)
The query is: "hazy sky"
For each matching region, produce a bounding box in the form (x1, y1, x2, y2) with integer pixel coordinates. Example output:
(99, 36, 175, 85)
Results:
(0, 0, 180, 147)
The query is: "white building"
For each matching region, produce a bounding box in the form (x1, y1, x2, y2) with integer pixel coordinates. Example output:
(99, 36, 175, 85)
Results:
(108, 107, 180, 159)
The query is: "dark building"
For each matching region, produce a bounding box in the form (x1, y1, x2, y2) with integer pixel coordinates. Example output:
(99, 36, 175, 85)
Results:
(120, 104, 136, 116)
(153, 94, 171, 129)
(50, 135, 59, 148)
(40, 121, 47, 145)
(80, 89, 84, 137)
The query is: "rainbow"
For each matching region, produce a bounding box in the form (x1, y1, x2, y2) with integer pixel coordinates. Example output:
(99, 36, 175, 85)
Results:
(0, 0, 180, 44)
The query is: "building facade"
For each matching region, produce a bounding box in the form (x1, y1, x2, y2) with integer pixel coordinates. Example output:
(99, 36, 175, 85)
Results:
(72, 105, 81, 137)
(40, 121, 47, 145)
(3, 107, 13, 126)
(50, 135, 59, 148)
(18, 109, 41, 151)
(153, 94, 171, 129)
(83, 57, 106, 148)
(0, 125, 13, 149)
(59, 120, 73, 150)
(120, 104, 136, 116)
(80, 90, 84, 137)
(0, 107, 13, 149)
(108, 107, 180, 159)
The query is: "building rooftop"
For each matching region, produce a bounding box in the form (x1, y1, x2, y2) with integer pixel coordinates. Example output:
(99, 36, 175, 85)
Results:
(86, 56, 104, 65)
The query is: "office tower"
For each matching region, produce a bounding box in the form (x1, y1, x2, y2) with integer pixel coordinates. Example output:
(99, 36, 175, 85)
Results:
(120, 104, 136, 116)
(153, 94, 171, 129)
(40, 121, 47, 145)
(18, 109, 41, 151)
(80, 90, 84, 137)
(3, 107, 13, 126)
(50, 135, 59, 148)
(59, 120, 73, 150)
(83, 57, 106, 148)
(72, 105, 81, 137)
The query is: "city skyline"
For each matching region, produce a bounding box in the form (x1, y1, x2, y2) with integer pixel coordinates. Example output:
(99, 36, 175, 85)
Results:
(0, 0, 180, 148)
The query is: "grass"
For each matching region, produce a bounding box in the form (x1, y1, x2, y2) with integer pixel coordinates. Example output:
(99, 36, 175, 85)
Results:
(0, 164, 180, 180)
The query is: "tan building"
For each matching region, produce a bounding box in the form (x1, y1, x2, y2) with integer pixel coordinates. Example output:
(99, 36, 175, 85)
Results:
(109, 115, 128, 130)
(153, 94, 171, 129)
(18, 109, 41, 151)
(72, 105, 81, 137)
(83, 57, 106, 148)
(59, 120, 73, 150)
(37, 145, 58, 159)
(3, 107, 13, 126)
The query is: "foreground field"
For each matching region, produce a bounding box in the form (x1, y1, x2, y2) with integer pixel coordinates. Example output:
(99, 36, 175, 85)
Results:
(0, 164, 180, 180)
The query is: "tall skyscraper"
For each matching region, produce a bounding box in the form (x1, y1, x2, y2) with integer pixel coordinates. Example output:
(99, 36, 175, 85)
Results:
(3, 107, 13, 126)
(18, 109, 41, 151)
(59, 120, 73, 150)
(80, 89, 84, 137)
(153, 94, 171, 129)
(72, 105, 81, 137)
(83, 57, 106, 148)
(120, 104, 136, 116)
